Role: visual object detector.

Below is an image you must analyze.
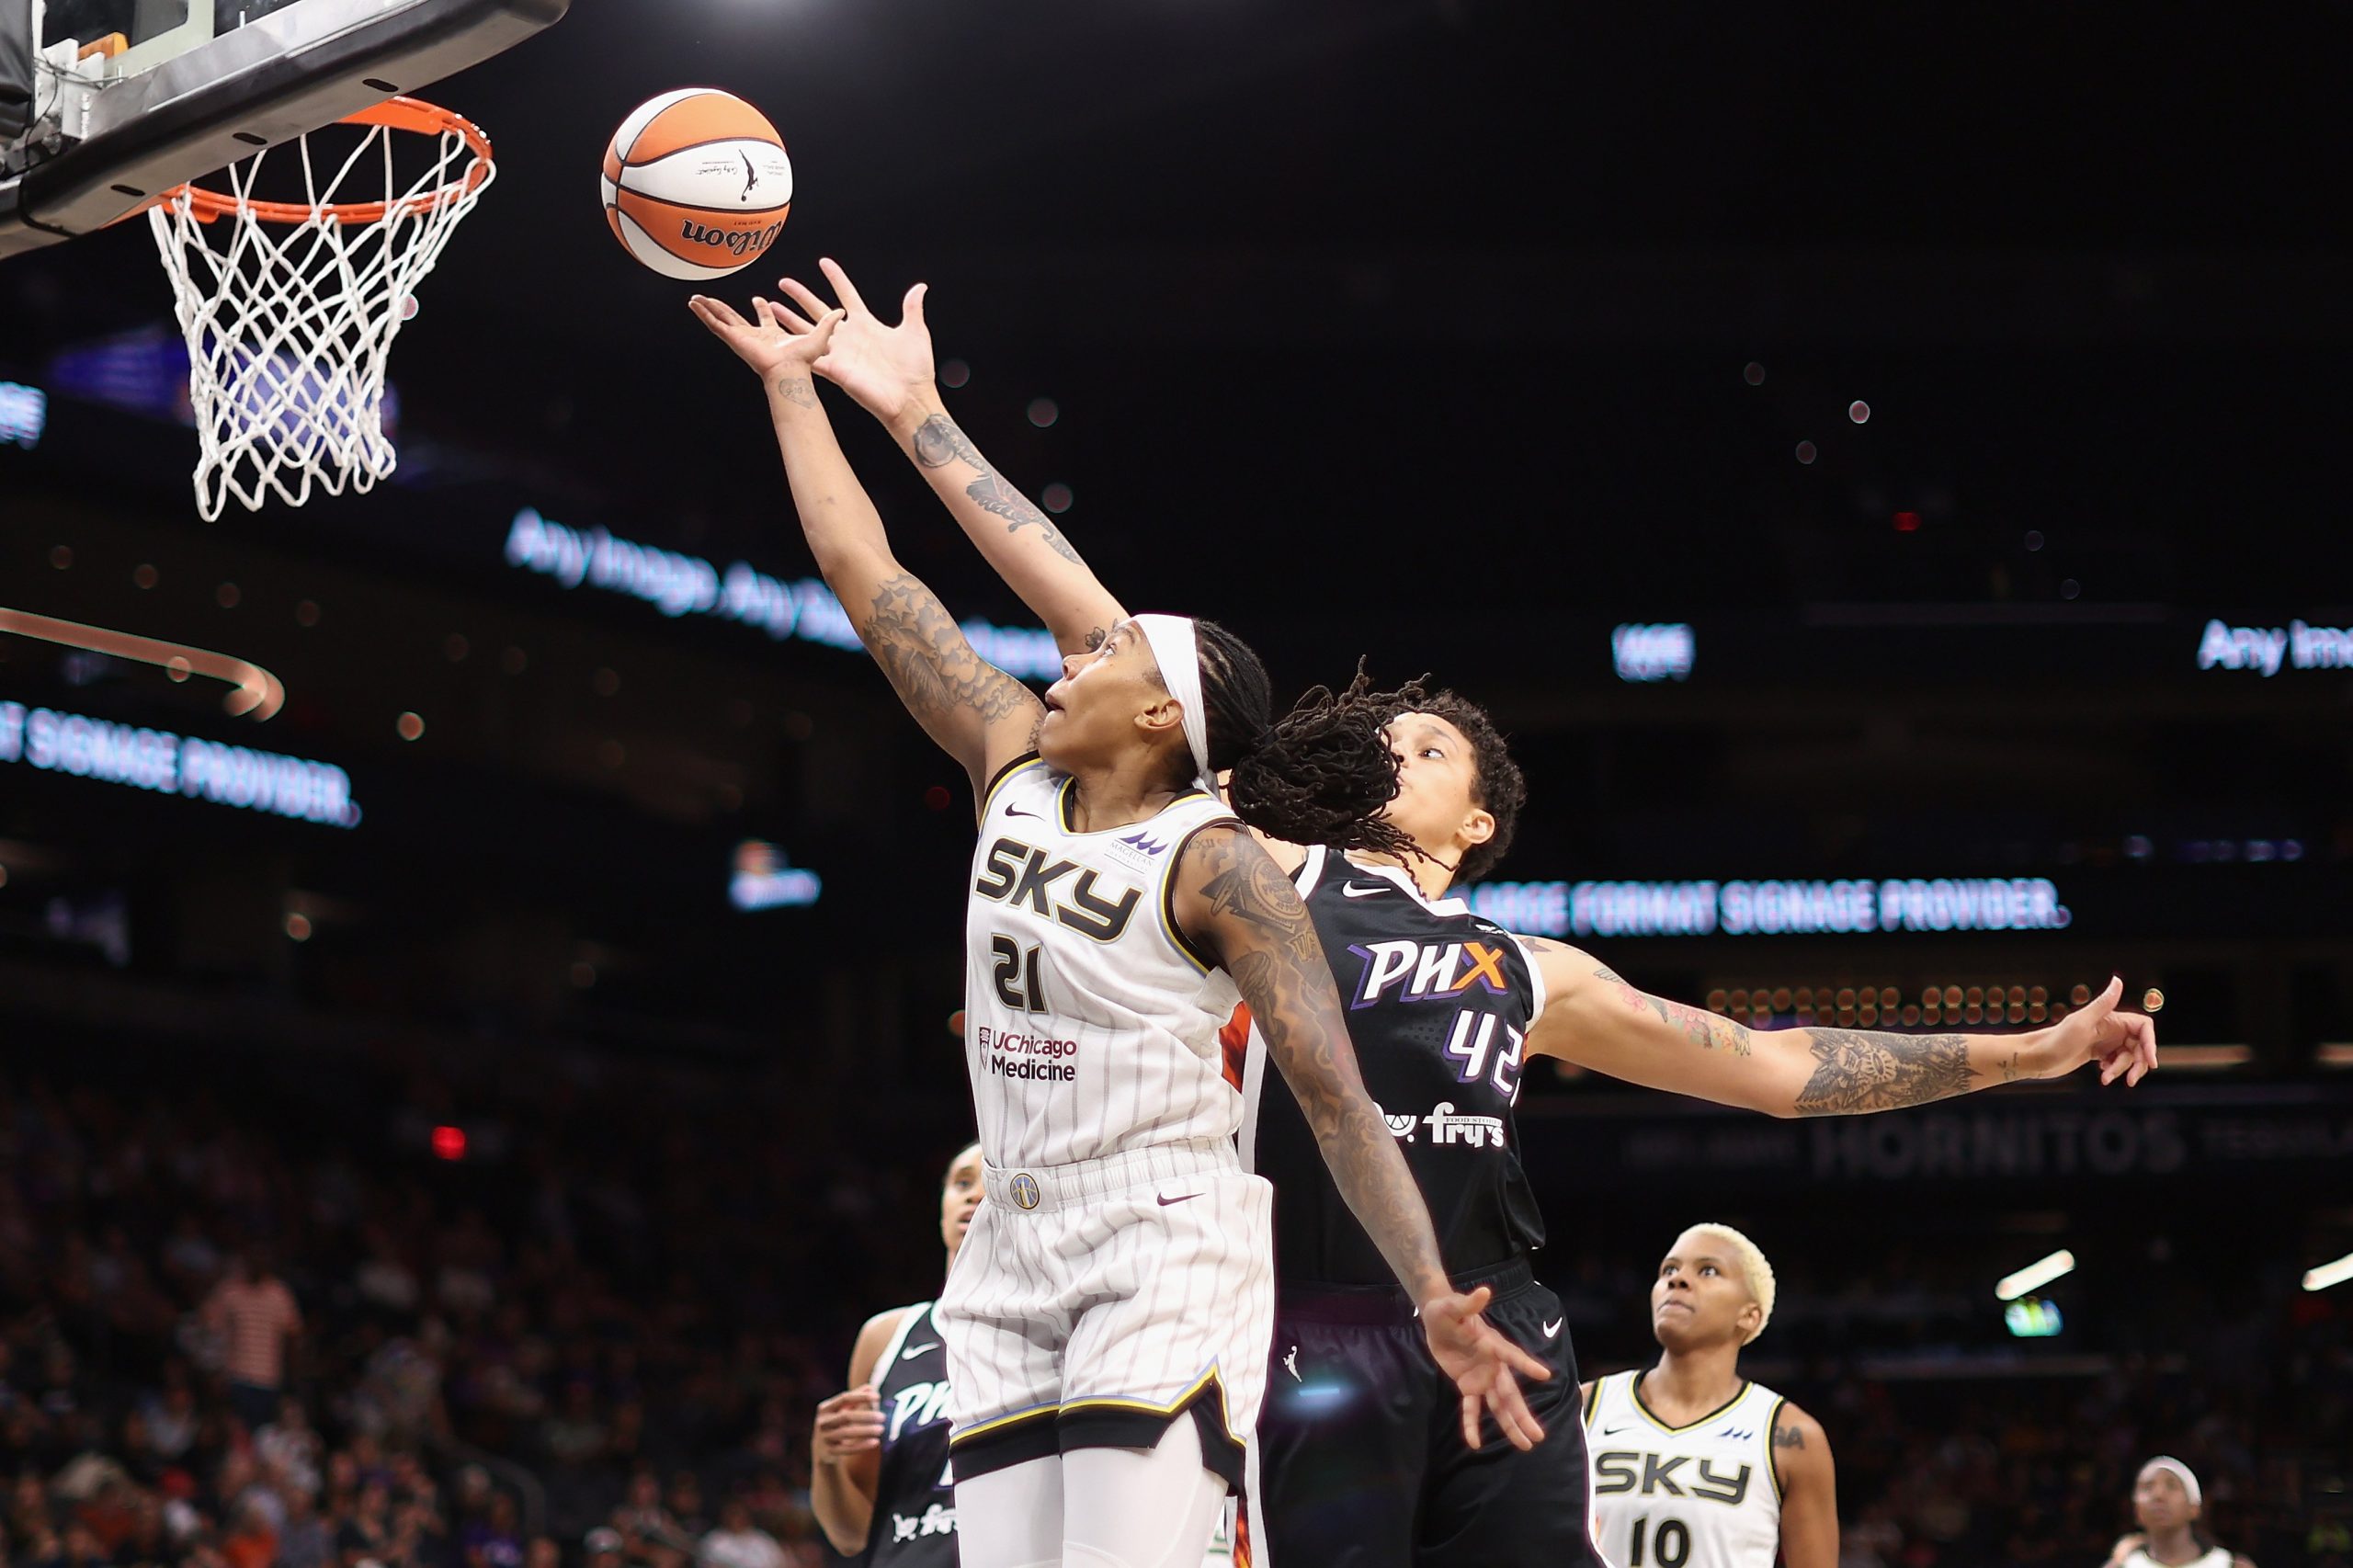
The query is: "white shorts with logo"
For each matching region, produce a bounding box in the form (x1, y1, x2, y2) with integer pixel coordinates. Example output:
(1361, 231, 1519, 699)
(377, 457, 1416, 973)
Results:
(939, 1138, 1275, 1494)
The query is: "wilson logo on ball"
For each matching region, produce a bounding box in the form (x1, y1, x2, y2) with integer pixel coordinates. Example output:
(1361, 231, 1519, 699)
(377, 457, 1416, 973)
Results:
(677, 219, 786, 258)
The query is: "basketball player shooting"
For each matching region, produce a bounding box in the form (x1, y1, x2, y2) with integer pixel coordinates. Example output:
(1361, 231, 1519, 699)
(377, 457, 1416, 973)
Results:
(758, 258, 2159, 1567)
(1584, 1226, 1835, 1568)
(688, 294, 1549, 1568)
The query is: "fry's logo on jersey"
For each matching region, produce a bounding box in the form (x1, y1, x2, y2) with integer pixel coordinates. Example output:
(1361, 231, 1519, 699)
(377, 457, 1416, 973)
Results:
(889, 1505, 957, 1542)
(974, 838, 1142, 941)
(1591, 1451, 1754, 1506)
(1346, 939, 1512, 1007)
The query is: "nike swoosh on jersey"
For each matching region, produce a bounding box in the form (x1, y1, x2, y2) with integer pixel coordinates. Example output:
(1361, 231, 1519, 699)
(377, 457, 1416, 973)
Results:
(1542, 1317, 1564, 1338)
(1005, 804, 1041, 819)
(1340, 883, 1385, 897)
(902, 1343, 938, 1356)
(1600, 1424, 1631, 1435)
(1157, 1192, 1201, 1206)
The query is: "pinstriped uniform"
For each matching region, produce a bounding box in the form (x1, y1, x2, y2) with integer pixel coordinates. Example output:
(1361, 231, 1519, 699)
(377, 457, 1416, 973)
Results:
(1585, 1373, 1786, 1568)
(943, 756, 1276, 1493)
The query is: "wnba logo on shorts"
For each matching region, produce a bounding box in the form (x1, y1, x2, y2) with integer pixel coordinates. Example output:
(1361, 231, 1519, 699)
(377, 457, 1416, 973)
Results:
(1007, 1173, 1041, 1210)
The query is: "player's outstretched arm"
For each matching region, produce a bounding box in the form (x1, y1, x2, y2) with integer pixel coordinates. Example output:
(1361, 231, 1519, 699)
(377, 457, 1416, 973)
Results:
(1774, 1403, 1838, 1568)
(690, 293, 1041, 792)
(774, 260, 1126, 657)
(1518, 940, 2158, 1116)
(808, 1306, 904, 1555)
(1171, 824, 1552, 1450)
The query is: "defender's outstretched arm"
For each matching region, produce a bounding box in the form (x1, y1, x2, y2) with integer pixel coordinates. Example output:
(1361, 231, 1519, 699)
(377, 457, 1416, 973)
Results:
(1518, 942, 2157, 1115)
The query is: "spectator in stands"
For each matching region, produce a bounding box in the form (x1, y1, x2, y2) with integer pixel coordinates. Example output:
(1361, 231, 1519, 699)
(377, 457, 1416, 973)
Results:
(202, 1251, 301, 1435)
(279, 1485, 335, 1568)
(698, 1499, 783, 1568)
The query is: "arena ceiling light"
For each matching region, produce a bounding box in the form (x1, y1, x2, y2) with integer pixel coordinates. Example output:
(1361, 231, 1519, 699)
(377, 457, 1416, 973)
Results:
(0, 607, 284, 719)
(2303, 1253, 2353, 1293)
(1995, 1248, 2075, 1301)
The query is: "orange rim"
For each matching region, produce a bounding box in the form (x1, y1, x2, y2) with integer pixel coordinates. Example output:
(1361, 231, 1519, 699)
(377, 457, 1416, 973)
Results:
(159, 97, 493, 225)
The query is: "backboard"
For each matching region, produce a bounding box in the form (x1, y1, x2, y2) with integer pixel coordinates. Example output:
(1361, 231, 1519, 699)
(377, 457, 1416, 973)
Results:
(0, 0, 565, 258)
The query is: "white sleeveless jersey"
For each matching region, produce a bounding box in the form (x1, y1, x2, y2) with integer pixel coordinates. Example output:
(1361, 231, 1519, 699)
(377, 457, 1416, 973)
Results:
(963, 757, 1245, 1169)
(2123, 1551, 2233, 1568)
(1586, 1371, 1786, 1568)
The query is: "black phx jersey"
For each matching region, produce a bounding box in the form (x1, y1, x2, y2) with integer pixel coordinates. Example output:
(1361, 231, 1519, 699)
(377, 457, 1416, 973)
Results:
(1240, 846, 1597, 1568)
(864, 1303, 957, 1568)
(1242, 846, 1546, 1285)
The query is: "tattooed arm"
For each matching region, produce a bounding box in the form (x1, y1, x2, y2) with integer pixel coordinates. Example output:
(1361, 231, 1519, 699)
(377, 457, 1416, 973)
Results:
(1171, 825, 1552, 1450)
(770, 260, 1126, 657)
(1773, 1403, 1838, 1568)
(688, 292, 1041, 790)
(1517, 940, 2158, 1116)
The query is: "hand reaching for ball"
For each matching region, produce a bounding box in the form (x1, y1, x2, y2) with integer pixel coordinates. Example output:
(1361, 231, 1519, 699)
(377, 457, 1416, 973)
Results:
(776, 258, 938, 425)
(688, 293, 843, 400)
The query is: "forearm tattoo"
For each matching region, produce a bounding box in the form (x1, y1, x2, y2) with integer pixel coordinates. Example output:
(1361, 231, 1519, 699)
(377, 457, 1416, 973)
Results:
(1791, 1028, 1976, 1115)
(1189, 829, 1445, 1294)
(908, 414, 1087, 566)
(1591, 961, 1754, 1056)
(771, 370, 818, 410)
(862, 572, 1038, 731)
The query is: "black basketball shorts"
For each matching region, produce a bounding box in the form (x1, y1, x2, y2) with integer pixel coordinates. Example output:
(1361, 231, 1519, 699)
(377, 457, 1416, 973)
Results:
(1245, 1257, 1602, 1568)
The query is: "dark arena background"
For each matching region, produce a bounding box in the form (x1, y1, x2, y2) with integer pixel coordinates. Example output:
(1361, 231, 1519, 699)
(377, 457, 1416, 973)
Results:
(3, 3, 2351, 1567)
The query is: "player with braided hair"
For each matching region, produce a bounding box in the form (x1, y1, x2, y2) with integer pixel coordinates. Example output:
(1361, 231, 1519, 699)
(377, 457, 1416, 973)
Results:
(770, 259, 2159, 1568)
(690, 290, 1547, 1568)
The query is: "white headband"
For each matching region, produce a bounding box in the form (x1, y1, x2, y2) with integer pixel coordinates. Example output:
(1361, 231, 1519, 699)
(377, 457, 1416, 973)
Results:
(1131, 613, 1214, 795)
(2142, 1458, 2202, 1508)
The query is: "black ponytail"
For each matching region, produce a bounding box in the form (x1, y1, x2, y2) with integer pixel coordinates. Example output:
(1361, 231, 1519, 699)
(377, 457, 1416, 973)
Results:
(1187, 620, 1424, 859)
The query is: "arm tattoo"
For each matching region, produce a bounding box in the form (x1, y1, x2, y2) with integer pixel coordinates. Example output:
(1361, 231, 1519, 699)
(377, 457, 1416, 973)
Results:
(910, 414, 985, 471)
(862, 572, 1038, 731)
(908, 414, 1088, 565)
(771, 370, 819, 410)
(1188, 829, 1446, 1297)
(1791, 1028, 1975, 1115)
(1083, 627, 1108, 652)
(1594, 964, 1753, 1055)
(1774, 1423, 1807, 1450)
(966, 472, 1087, 565)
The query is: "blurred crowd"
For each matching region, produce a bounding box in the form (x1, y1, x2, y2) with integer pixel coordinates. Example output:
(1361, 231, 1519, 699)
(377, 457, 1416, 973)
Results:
(2, 1037, 2347, 1568)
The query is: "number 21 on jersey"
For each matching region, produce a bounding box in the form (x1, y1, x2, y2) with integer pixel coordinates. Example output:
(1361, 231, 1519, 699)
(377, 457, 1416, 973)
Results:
(990, 933, 1049, 1013)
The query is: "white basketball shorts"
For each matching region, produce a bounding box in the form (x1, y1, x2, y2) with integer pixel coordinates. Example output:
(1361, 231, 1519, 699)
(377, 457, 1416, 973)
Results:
(940, 1137, 1275, 1494)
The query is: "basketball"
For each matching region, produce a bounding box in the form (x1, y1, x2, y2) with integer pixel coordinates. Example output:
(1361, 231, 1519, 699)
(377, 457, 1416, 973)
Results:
(601, 87, 793, 280)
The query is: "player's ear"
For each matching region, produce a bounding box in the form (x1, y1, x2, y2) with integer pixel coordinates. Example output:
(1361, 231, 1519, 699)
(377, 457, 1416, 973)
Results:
(1134, 693, 1185, 742)
(1458, 806, 1496, 851)
(1736, 1301, 1763, 1342)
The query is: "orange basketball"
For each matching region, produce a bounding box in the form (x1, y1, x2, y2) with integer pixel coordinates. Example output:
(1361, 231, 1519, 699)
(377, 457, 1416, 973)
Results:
(601, 88, 793, 280)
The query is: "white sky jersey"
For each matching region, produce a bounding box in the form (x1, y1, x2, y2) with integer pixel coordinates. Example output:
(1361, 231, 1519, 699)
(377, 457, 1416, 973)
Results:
(963, 757, 1245, 1169)
(1586, 1371, 1785, 1568)
(2123, 1551, 2233, 1568)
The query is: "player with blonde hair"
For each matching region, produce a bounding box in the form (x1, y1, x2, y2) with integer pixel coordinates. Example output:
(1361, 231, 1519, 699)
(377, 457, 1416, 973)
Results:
(1583, 1226, 1833, 1568)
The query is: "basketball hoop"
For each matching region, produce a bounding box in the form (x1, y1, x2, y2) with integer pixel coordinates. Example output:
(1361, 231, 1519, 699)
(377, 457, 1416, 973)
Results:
(145, 97, 495, 519)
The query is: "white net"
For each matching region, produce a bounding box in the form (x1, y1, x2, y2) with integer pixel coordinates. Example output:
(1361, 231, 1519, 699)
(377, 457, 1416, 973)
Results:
(146, 104, 494, 519)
